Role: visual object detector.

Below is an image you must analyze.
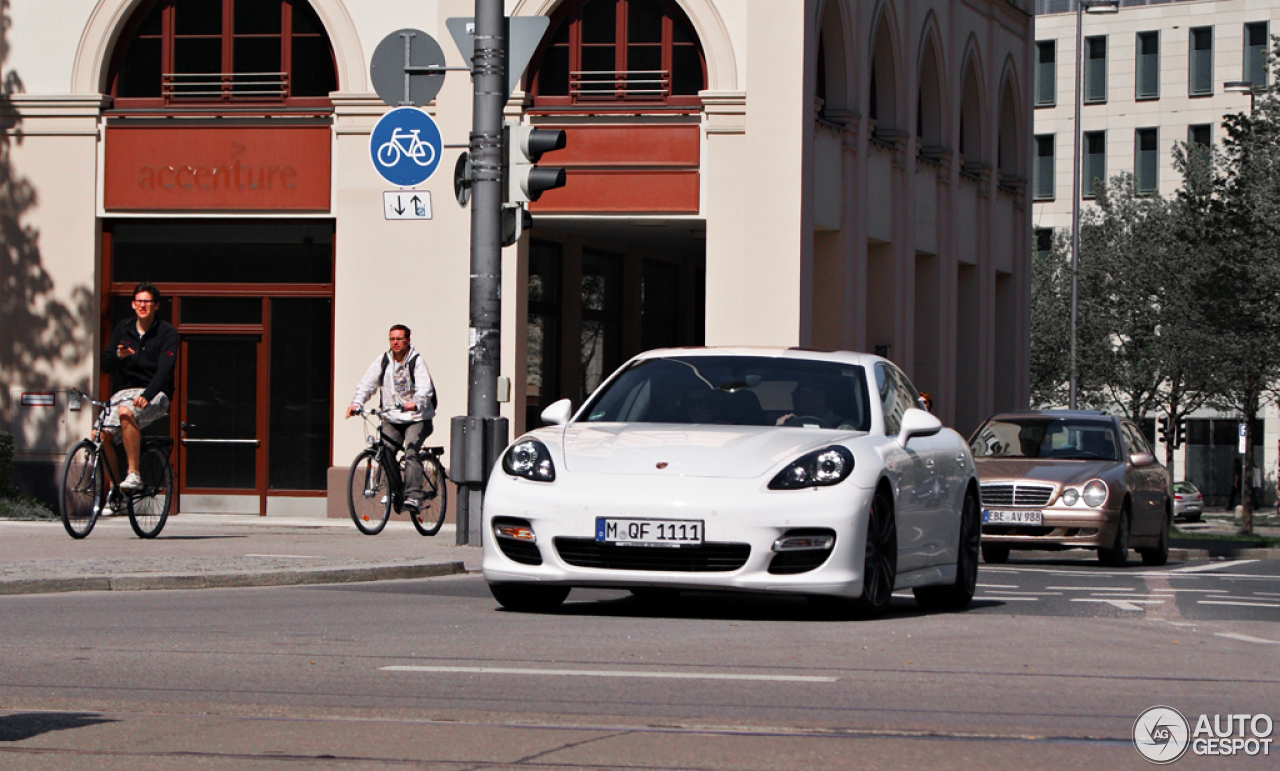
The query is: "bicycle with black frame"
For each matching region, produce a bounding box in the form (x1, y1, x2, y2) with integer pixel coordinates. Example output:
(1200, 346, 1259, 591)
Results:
(347, 406, 448, 536)
(59, 388, 175, 539)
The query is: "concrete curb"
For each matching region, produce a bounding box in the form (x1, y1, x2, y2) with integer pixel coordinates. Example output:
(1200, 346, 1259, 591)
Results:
(0, 561, 468, 596)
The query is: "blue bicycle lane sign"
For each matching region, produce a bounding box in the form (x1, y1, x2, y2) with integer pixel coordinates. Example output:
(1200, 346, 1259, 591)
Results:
(369, 107, 443, 187)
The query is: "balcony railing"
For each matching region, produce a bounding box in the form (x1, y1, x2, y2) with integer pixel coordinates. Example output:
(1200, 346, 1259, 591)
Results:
(570, 70, 670, 100)
(1035, 0, 1196, 14)
(162, 72, 289, 102)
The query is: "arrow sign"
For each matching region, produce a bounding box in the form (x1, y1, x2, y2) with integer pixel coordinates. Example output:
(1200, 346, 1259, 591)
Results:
(384, 191, 433, 220)
(446, 16, 550, 99)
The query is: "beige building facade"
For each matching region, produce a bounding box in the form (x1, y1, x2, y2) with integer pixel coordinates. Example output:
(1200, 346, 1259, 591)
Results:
(1, 0, 1033, 517)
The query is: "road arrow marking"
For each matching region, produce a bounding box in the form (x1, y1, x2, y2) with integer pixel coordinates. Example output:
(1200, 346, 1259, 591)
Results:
(1071, 598, 1164, 611)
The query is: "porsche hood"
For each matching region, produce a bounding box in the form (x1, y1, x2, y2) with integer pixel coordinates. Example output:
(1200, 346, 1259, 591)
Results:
(551, 423, 865, 479)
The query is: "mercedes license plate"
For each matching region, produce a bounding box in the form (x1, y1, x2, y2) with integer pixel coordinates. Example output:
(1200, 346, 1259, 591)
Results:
(983, 509, 1043, 526)
(596, 518, 703, 547)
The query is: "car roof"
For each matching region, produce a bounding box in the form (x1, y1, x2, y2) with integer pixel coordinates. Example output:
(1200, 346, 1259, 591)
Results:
(984, 409, 1114, 421)
(629, 346, 885, 368)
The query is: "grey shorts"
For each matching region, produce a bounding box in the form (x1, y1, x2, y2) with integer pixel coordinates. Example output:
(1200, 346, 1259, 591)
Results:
(102, 388, 170, 438)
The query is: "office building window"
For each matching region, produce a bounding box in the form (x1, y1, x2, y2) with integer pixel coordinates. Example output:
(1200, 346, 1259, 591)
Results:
(1035, 41, 1056, 107)
(1083, 131, 1105, 198)
(1136, 31, 1159, 100)
(1085, 36, 1107, 103)
(1190, 27, 1214, 96)
(1246, 22, 1269, 87)
(1034, 228, 1053, 262)
(1135, 128, 1158, 194)
(1034, 134, 1055, 200)
(1188, 124, 1211, 148)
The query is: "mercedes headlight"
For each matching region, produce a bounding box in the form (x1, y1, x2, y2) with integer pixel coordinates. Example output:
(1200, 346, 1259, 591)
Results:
(503, 439, 556, 482)
(1082, 479, 1108, 508)
(768, 446, 854, 490)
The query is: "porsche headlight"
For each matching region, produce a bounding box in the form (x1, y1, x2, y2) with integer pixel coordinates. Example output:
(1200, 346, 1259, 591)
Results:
(1060, 488, 1080, 506)
(768, 446, 854, 490)
(1082, 479, 1108, 508)
(503, 439, 556, 482)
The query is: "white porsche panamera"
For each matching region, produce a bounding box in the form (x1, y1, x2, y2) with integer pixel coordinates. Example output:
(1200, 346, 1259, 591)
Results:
(482, 348, 981, 617)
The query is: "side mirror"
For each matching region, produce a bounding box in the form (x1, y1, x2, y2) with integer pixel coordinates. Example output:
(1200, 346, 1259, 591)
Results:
(1130, 452, 1156, 468)
(540, 398, 573, 426)
(898, 407, 943, 447)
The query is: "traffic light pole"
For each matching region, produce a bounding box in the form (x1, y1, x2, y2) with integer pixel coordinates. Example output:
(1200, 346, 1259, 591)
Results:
(454, 0, 506, 546)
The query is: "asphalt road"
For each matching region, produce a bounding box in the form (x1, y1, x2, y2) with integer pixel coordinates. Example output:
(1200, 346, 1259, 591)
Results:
(1, 559, 1277, 770)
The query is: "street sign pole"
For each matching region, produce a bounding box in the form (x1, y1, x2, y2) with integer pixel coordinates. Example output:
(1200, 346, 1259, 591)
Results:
(454, 0, 507, 546)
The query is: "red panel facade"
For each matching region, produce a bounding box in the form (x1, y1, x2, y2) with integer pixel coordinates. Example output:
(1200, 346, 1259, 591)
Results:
(104, 126, 331, 211)
(531, 124, 700, 213)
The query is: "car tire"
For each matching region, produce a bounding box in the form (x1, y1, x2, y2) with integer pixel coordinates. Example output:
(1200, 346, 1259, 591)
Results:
(848, 489, 897, 619)
(488, 583, 570, 613)
(914, 490, 980, 611)
(1140, 512, 1171, 567)
(1098, 507, 1131, 567)
(981, 543, 1010, 564)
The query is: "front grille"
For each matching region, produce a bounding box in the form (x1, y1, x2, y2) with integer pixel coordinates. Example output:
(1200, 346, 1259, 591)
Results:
(496, 538, 542, 565)
(768, 550, 831, 574)
(981, 483, 1054, 507)
(554, 538, 750, 572)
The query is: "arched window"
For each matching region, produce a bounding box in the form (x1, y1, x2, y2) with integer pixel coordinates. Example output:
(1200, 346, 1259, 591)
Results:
(109, 0, 337, 109)
(529, 0, 706, 108)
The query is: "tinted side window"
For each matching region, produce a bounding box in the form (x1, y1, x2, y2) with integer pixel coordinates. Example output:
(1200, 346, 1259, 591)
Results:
(875, 363, 901, 435)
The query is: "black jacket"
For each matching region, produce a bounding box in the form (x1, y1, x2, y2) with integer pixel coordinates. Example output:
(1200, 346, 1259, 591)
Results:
(102, 317, 179, 402)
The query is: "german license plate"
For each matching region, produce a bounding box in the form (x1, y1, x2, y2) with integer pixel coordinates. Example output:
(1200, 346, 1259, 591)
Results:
(596, 518, 703, 547)
(983, 509, 1043, 526)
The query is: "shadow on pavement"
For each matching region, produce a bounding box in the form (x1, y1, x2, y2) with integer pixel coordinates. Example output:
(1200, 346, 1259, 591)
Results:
(0, 712, 116, 742)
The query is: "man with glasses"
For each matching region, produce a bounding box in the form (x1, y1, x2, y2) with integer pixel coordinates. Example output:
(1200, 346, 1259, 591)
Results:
(345, 325, 437, 512)
(101, 282, 178, 498)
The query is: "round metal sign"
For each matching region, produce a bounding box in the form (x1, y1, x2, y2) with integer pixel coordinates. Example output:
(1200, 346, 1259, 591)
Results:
(369, 107, 443, 187)
(370, 29, 447, 107)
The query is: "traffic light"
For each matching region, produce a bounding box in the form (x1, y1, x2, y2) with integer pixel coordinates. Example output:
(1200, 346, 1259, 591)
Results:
(1157, 416, 1170, 445)
(1174, 418, 1186, 449)
(504, 121, 567, 203)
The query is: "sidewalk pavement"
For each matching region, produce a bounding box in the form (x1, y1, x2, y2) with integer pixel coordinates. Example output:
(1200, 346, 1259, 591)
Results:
(0, 513, 481, 596)
(0, 511, 1275, 597)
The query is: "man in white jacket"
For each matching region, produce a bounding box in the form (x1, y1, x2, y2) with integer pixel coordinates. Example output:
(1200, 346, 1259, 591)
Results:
(345, 325, 437, 511)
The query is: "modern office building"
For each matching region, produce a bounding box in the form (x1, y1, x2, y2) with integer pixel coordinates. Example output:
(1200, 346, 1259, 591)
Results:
(1, 0, 1033, 517)
(1033, 0, 1278, 505)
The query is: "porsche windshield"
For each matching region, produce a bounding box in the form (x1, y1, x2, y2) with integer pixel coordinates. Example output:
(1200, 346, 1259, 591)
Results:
(970, 418, 1119, 460)
(580, 356, 872, 431)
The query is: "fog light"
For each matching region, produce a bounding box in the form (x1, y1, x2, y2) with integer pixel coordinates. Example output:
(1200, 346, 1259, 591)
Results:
(494, 522, 536, 542)
(772, 535, 835, 552)
(1061, 488, 1079, 506)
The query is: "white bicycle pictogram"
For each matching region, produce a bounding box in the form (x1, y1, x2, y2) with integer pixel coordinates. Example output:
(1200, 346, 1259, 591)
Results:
(376, 128, 437, 168)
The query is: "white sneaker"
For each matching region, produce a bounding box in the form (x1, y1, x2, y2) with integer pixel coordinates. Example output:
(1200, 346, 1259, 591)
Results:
(100, 499, 114, 517)
(120, 472, 144, 491)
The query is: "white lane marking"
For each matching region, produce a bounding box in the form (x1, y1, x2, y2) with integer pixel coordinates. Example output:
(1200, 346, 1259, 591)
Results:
(1171, 560, 1259, 573)
(1090, 594, 1175, 600)
(976, 590, 1062, 596)
(1254, 592, 1280, 598)
(977, 596, 1041, 601)
(1047, 586, 1135, 592)
(380, 666, 840, 683)
(1198, 600, 1280, 609)
(977, 583, 1020, 588)
(1072, 599, 1163, 611)
(1216, 632, 1280, 645)
(245, 554, 322, 558)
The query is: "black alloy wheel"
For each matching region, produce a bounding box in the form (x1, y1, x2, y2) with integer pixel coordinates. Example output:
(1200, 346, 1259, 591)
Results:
(1098, 506, 1132, 567)
(849, 489, 897, 619)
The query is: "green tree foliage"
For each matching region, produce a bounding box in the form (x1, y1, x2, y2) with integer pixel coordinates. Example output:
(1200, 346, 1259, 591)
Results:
(1029, 230, 1072, 408)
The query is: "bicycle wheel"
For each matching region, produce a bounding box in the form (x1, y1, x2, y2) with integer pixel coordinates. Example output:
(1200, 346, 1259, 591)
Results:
(411, 454, 449, 536)
(376, 141, 401, 167)
(127, 445, 173, 538)
(348, 450, 392, 535)
(59, 440, 101, 539)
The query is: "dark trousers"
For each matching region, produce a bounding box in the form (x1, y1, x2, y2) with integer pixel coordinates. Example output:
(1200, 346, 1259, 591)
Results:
(381, 419, 432, 500)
